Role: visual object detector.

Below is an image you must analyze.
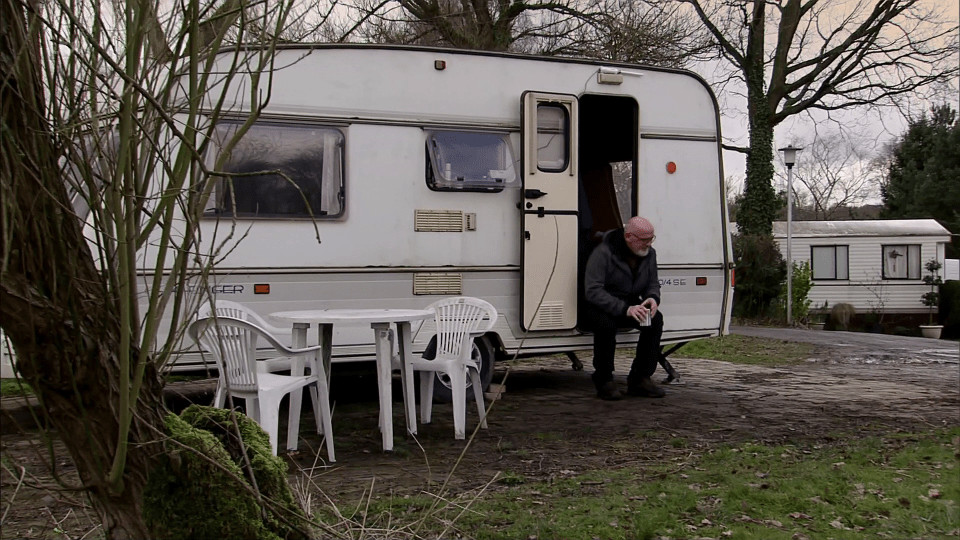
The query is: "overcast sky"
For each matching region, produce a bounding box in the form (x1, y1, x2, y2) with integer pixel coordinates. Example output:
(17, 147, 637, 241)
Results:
(691, 0, 960, 199)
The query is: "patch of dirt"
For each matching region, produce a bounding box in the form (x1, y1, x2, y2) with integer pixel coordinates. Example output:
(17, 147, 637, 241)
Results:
(285, 347, 959, 506)
(2, 347, 958, 538)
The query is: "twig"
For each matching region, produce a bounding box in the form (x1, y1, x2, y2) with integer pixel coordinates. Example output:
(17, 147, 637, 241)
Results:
(0, 465, 26, 523)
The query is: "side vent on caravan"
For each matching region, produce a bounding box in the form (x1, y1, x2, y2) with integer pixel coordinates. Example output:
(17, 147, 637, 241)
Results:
(413, 273, 463, 295)
(464, 213, 477, 231)
(414, 210, 464, 232)
(532, 302, 565, 328)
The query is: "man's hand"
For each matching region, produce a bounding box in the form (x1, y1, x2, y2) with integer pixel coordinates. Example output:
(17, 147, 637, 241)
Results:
(641, 297, 658, 316)
(627, 299, 658, 323)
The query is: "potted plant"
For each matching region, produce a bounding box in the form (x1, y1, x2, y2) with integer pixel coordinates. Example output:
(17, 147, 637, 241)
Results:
(920, 259, 943, 339)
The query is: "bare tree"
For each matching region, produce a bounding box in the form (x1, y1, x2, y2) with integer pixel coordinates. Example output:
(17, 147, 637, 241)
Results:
(327, 0, 712, 67)
(778, 132, 878, 220)
(675, 0, 959, 236)
(0, 0, 308, 536)
(389, 0, 606, 51)
(539, 0, 715, 64)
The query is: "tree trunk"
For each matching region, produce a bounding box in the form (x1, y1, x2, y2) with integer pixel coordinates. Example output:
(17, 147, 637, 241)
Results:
(737, 0, 779, 237)
(0, 1, 167, 537)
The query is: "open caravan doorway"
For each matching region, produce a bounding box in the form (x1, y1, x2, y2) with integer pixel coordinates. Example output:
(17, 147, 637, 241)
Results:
(576, 94, 638, 328)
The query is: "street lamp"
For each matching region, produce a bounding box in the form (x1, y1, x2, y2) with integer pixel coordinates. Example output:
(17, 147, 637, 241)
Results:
(779, 145, 802, 324)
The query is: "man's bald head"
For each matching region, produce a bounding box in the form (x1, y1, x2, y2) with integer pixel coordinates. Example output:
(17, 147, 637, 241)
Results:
(624, 216, 655, 256)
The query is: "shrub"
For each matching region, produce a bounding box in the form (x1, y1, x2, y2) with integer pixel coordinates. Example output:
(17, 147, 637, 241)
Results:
(830, 303, 856, 330)
(732, 233, 786, 318)
(892, 326, 919, 337)
(774, 260, 813, 323)
(920, 259, 943, 325)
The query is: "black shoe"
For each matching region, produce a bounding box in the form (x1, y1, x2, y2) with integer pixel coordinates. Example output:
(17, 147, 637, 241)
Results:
(597, 380, 623, 401)
(627, 377, 665, 398)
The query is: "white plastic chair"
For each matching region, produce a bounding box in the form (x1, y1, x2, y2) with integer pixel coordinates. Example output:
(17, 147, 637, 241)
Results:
(188, 316, 335, 461)
(197, 300, 295, 408)
(406, 297, 497, 439)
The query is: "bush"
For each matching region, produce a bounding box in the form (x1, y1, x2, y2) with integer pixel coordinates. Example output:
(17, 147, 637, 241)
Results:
(892, 326, 919, 337)
(774, 261, 813, 323)
(830, 303, 856, 330)
(920, 259, 943, 325)
(733, 233, 786, 318)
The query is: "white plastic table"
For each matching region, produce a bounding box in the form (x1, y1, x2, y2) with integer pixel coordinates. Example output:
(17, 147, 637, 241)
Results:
(269, 308, 434, 452)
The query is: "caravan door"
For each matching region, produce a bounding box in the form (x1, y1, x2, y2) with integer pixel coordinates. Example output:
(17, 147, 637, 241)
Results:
(520, 92, 579, 331)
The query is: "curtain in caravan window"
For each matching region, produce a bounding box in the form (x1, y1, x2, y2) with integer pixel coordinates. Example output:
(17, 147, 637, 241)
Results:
(836, 245, 849, 279)
(812, 246, 837, 279)
(321, 131, 341, 214)
(207, 122, 345, 219)
(907, 244, 921, 279)
(882, 244, 921, 279)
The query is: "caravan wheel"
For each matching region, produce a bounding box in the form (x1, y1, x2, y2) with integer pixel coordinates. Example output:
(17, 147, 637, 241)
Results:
(428, 335, 495, 404)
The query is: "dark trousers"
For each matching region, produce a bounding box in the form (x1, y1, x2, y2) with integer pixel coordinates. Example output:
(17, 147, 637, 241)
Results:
(586, 304, 663, 389)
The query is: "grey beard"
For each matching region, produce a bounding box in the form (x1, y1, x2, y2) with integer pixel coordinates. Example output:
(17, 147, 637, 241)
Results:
(630, 246, 650, 257)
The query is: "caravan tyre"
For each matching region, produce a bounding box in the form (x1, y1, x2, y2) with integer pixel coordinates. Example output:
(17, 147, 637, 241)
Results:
(425, 335, 495, 404)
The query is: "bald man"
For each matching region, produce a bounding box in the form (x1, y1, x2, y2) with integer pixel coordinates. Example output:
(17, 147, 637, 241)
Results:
(583, 216, 665, 400)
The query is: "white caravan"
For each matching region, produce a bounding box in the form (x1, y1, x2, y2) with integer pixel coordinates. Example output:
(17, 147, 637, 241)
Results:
(156, 45, 735, 394)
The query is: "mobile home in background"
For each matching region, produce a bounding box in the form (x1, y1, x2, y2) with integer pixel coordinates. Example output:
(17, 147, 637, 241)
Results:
(770, 219, 953, 316)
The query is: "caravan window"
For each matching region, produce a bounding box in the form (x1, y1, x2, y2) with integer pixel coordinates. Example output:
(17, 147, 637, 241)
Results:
(425, 131, 516, 192)
(881, 244, 921, 279)
(206, 122, 345, 219)
(811, 245, 849, 280)
(535, 104, 569, 172)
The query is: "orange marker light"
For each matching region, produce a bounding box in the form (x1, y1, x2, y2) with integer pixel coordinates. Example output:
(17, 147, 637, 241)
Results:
(666, 162, 677, 174)
(254, 284, 270, 294)
(696, 277, 707, 286)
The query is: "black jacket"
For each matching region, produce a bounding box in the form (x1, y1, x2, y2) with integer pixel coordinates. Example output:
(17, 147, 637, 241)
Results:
(584, 228, 661, 317)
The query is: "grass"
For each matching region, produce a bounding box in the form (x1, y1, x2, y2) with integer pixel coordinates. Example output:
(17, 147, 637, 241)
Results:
(335, 428, 960, 540)
(1, 373, 213, 397)
(672, 334, 815, 366)
(0, 378, 32, 398)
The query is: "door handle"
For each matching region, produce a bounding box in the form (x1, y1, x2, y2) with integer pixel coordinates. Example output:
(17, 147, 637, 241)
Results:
(524, 189, 548, 199)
